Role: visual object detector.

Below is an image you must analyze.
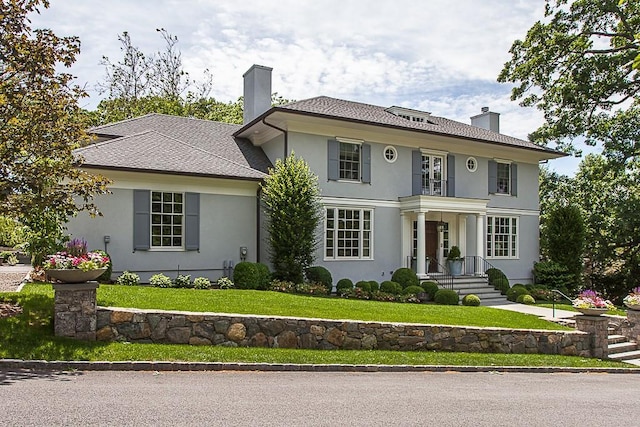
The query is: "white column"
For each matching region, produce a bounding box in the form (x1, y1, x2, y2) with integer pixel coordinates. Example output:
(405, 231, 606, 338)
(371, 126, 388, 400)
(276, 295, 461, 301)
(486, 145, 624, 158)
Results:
(400, 213, 412, 268)
(416, 212, 426, 276)
(476, 213, 485, 275)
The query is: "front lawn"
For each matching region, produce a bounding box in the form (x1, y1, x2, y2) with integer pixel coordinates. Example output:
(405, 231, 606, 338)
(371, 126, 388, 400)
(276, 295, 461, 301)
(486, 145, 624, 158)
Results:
(0, 283, 633, 368)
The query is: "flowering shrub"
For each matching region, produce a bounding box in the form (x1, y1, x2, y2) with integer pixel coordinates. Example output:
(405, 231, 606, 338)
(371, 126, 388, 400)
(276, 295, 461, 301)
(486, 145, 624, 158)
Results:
(193, 277, 212, 290)
(149, 273, 172, 288)
(572, 290, 614, 310)
(44, 251, 110, 271)
(216, 277, 234, 289)
(623, 287, 640, 306)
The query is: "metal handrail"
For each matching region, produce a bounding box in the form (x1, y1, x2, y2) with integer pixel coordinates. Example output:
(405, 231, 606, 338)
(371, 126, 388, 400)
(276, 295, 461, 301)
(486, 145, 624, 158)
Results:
(551, 289, 574, 319)
(430, 259, 454, 290)
(464, 256, 497, 277)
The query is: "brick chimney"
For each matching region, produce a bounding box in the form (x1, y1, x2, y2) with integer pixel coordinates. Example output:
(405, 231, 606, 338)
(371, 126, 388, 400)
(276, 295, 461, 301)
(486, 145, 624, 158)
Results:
(470, 106, 500, 133)
(243, 64, 272, 124)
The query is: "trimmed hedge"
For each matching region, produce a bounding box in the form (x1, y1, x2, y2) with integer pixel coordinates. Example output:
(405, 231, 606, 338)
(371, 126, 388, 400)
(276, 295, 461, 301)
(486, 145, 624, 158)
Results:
(336, 278, 354, 294)
(368, 281, 380, 292)
(462, 294, 481, 306)
(506, 285, 530, 302)
(233, 262, 259, 289)
(255, 263, 272, 290)
(420, 281, 439, 298)
(380, 280, 402, 295)
(355, 280, 372, 293)
(391, 268, 419, 289)
(305, 266, 332, 293)
(518, 294, 536, 305)
(402, 285, 425, 296)
(434, 289, 459, 305)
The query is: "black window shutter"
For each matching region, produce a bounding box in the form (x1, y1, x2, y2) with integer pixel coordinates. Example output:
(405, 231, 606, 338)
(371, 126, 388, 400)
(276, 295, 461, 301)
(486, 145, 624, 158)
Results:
(488, 160, 498, 194)
(133, 190, 150, 251)
(412, 150, 422, 196)
(185, 192, 200, 251)
(327, 139, 339, 180)
(361, 143, 371, 183)
(447, 154, 455, 197)
(511, 163, 518, 196)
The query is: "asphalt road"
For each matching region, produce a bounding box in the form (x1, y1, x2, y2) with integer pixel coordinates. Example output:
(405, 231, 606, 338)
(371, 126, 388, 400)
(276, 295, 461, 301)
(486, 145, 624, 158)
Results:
(1, 370, 636, 426)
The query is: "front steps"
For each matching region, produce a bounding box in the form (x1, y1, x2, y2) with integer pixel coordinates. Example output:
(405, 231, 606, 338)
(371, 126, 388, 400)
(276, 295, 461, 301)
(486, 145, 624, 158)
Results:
(428, 275, 507, 305)
(608, 332, 640, 366)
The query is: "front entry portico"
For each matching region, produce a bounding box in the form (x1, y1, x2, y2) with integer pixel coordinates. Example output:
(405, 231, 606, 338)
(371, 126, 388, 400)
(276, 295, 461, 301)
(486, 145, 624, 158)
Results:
(399, 195, 489, 279)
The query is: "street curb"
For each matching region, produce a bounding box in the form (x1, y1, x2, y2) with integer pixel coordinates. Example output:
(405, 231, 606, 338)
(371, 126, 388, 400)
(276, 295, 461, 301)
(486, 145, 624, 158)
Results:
(1, 359, 639, 374)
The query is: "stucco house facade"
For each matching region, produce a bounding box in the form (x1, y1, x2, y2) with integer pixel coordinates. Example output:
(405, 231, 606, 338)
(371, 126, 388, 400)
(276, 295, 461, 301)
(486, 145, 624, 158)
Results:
(68, 64, 564, 284)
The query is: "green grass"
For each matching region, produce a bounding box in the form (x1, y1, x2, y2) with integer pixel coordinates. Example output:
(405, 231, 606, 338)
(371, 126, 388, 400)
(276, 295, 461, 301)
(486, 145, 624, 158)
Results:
(535, 302, 628, 317)
(97, 284, 568, 330)
(0, 283, 633, 368)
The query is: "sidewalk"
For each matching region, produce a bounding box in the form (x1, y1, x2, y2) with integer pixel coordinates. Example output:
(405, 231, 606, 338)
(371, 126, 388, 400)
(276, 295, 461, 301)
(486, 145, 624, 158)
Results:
(486, 300, 578, 322)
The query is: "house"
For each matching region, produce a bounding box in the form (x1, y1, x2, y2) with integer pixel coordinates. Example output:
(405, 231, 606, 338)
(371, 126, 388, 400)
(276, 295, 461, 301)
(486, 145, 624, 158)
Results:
(69, 64, 565, 284)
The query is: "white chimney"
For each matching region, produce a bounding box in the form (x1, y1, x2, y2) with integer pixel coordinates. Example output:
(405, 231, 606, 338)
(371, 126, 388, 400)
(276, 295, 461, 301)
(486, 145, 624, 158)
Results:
(243, 64, 272, 124)
(470, 107, 500, 133)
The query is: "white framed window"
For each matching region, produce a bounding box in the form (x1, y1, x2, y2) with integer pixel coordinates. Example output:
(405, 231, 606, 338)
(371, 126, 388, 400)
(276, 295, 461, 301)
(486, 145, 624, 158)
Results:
(339, 141, 361, 181)
(421, 153, 445, 196)
(151, 191, 184, 248)
(487, 216, 518, 259)
(466, 157, 477, 172)
(496, 162, 510, 194)
(325, 207, 373, 259)
(383, 146, 397, 163)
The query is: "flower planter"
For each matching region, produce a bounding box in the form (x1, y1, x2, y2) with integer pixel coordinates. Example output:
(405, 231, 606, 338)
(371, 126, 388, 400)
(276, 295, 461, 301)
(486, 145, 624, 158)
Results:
(447, 259, 463, 277)
(624, 302, 640, 311)
(575, 307, 608, 316)
(46, 268, 107, 284)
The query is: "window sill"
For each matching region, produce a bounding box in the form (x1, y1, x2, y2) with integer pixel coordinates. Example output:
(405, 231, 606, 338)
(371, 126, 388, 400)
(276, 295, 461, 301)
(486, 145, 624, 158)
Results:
(323, 257, 374, 262)
(149, 247, 186, 252)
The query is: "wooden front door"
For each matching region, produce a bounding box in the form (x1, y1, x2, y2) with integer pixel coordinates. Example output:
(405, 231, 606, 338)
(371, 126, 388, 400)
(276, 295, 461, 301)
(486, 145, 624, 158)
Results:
(425, 221, 438, 272)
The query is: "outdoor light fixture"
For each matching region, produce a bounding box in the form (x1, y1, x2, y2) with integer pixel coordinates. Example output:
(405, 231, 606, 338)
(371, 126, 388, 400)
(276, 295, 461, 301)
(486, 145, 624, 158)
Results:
(437, 212, 445, 232)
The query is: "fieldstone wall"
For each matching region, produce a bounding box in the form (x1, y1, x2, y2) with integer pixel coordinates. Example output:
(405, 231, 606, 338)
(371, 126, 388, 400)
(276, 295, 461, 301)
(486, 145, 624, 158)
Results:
(53, 282, 98, 340)
(95, 307, 594, 357)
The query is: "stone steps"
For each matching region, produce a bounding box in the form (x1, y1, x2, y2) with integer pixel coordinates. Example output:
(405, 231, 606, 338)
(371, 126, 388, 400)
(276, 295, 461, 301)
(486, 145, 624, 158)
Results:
(443, 275, 507, 305)
(607, 331, 640, 364)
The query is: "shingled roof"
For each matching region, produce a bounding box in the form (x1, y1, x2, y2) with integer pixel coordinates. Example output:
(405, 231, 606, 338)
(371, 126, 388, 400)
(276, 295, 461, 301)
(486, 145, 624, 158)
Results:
(272, 96, 560, 155)
(78, 114, 271, 180)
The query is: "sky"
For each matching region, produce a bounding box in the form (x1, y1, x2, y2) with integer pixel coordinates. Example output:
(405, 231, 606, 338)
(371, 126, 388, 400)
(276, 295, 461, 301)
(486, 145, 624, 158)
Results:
(29, 0, 593, 175)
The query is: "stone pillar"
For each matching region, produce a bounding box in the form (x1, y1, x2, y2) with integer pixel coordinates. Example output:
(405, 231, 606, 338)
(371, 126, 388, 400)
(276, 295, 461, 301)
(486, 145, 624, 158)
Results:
(416, 212, 426, 276)
(575, 315, 609, 359)
(53, 282, 99, 341)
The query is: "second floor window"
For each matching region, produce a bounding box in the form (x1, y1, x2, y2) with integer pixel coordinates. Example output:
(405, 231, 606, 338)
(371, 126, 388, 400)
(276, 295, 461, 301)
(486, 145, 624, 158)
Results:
(422, 154, 444, 196)
(339, 142, 360, 180)
(496, 162, 510, 194)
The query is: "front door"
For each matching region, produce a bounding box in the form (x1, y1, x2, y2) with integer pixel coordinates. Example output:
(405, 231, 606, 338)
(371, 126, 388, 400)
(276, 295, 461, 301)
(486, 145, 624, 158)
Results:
(425, 221, 438, 272)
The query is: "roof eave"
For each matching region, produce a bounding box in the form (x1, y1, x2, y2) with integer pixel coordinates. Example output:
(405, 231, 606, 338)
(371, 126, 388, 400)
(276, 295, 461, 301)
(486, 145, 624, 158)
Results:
(79, 164, 266, 182)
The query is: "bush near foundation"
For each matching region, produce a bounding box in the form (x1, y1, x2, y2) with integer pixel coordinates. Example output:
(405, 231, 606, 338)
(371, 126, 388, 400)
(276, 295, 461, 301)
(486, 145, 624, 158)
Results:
(336, 278, 354, 295)
(391, 268, 419, 289)
(233, 262, 259, 289)
(462, 294, 481, 306)
(434, 289, 459, 305)
(355, 280, 372, 293)
(305, 266, 332, 293)
(402, 285, 425, 296)
(380, 280, 402, 295)
(421, 281, 439, 299)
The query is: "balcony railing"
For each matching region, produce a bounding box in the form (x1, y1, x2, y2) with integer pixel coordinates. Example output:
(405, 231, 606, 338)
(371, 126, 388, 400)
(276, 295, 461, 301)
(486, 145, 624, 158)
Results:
(420, 178, 447, 196)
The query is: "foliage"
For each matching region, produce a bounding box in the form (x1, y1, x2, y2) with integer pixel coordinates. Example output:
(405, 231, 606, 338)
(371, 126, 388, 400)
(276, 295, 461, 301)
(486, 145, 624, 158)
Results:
(421, 281, 439, 298)
(173, 274, 192, 289)
(462, 294, 481, 307)
(493, 277, 510, 295)
(233, 262, 260, 290)
(216, 277, 234, 289)
(517, 294, 535, 305)
(391, 268, 419, 289)
(0, 1, 111, 265)
(623, 287, 640, 306)
(94, 250, 112, 283)
(0, 216, 25, 247)
(43, 251, 109, 271)
(498, 0, 640, 154)
(5, 253, 18, 266)
(447, 245, 462, 260)
(305, 266, 333, 293)
(342, 287, 371, 300)
(336, 278, 354, 295)
(368, 281, 380, 292)
(149, 273, 172, 288)
(355, 280, 372, 293)
(434, 289, 460, 305)
(533, 261, 574, 294)
(380, 280, 402, 295)
(402, 285, 425, 296)
(544, 204, 585, 284)
(506, 285, 530, 303)
(254, 263, 272, 291)
(261, 153, 322, 283)
(193, 277, 212, 290)
(268, 279, 297, 294)
(116, 271, 140, 286)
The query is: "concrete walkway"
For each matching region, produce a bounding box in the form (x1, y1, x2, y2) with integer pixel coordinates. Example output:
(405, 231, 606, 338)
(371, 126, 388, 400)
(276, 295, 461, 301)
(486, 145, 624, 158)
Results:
(487, 300, 578, 322)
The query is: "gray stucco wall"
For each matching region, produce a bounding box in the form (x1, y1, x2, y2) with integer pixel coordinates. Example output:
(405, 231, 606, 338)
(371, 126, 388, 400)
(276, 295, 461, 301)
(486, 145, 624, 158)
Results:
(67, 187, 258, 283)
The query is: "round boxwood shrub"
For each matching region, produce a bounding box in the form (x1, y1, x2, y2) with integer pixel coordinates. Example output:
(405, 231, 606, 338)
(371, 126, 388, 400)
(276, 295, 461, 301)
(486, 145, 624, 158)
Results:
(507, 285, 530, 302)
(420, 281, 439, 298)
(149, 273, 172, 288)
(486, 267, 506, 284)
(434, 289, 460, 305)
(336, 278, 354, 294)
(391, 268, 419, 289)
(462, 294, 481, 306)
(255, 263, 272, 290)
(519, 294, 536, 305)
(305, 266, 332, 293)
(380, 280, 402, 295)
(233, 262, 259, 289)
(493, 277, 510, 295)
(368, 280, 380, 292)
(402, 285, 425, 296)
(355, 280, 372, 293)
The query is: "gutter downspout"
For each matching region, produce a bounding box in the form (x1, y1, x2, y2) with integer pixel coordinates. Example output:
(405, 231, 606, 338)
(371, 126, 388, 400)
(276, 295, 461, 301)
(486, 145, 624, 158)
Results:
(256, 187, 262, 263)
(261, 117, 288, 158)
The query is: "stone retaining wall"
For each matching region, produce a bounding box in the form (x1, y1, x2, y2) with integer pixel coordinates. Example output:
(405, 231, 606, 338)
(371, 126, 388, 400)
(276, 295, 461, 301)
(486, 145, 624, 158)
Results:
(96, 307, 593, 357)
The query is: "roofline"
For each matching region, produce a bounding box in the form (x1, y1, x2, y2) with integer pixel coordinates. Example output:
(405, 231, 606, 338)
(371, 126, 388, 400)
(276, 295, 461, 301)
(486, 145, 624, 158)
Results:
(236, 106, 568, 158)
(80, 165, 266, 182)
